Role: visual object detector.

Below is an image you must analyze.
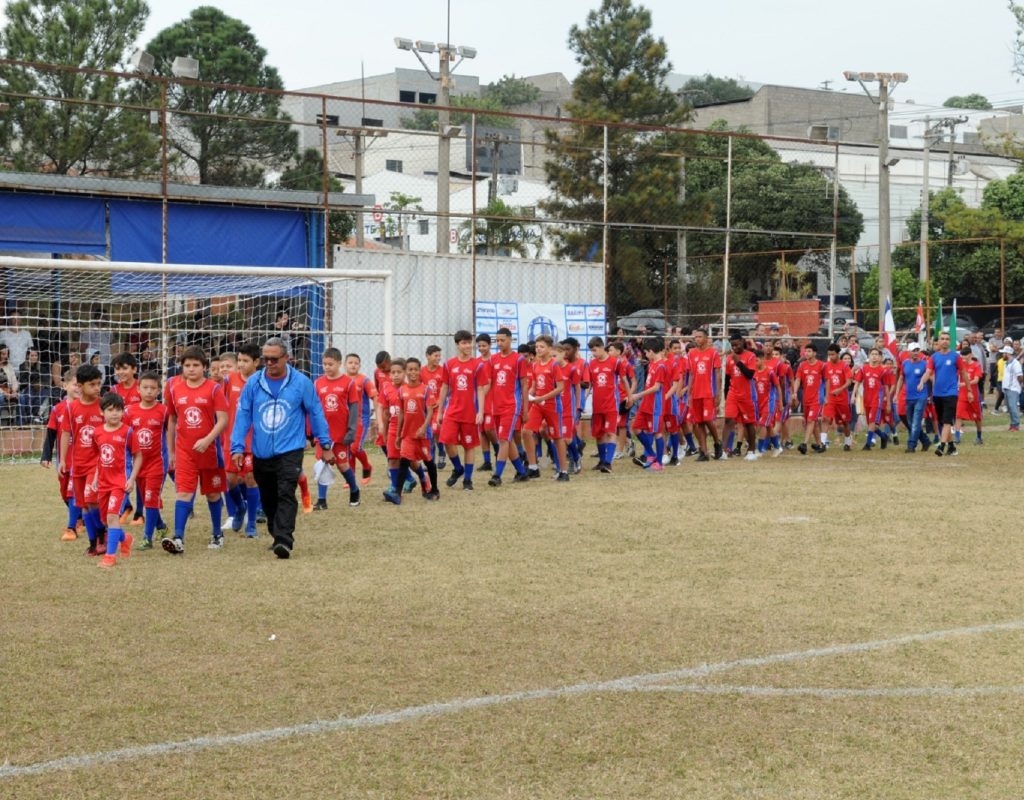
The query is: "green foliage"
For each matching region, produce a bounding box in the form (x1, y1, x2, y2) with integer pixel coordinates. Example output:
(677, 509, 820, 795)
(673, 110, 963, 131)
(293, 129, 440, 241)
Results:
(942, 93, 992, 110)
(275, 148, 354, 245)
(482, 74, 541, 107)
(401, 94, 509, 131)
(860, 266, 931, 328)
(0, 0, 159, 176)
(681, 74, 754, 107)
(458, 199, 539, 257)
(378, 191, 423, 247)
(144, 6, 297, 186)
(542, 0, 688, 314)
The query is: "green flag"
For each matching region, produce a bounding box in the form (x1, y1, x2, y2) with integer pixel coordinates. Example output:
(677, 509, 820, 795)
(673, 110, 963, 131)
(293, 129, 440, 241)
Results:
(949, 299, 957, 349)
(934, 298, 943, 340)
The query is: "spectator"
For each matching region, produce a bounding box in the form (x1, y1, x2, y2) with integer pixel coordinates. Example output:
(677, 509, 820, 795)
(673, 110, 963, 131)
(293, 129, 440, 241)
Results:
(50, 351, 80, 400)
(166, 343, 184, 378)
(139, 344, 160, 375)
(18, 347, 48, 423)
(0, 345, 19, 422)
(1000, 345, 1023, 431)
(80, 307, 112, 365)
(0, 312, 34, 370)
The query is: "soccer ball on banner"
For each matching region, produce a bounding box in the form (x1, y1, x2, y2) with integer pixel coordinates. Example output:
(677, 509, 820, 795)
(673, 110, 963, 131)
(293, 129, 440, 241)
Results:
(528, 316, 558, 342)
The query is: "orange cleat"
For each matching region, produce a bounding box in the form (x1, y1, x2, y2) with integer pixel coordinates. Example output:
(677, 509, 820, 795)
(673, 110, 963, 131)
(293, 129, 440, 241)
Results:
(120, 532, 134, 558)
(76, 520, 85, 533)
(360, 467, 373, 487)
(97, 554, 117, 569)
(119, 507, 133, 525)
(129, 516, 144, 526)
(61, 527, 78, 542)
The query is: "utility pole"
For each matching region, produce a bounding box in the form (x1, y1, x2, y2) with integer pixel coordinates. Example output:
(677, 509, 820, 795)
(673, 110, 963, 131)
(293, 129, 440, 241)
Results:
(844, 70, 908, 330)
(336, 126, 388, 248)
(934, 115, 968, 187)
(676, 156, 688, 324)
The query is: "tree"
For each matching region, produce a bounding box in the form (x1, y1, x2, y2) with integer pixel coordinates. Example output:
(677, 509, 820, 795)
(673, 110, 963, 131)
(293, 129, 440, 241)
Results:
(860, 266, 931, 328)
(275, 148, 354, 246)
(457, 199, 540, 257)
(400, 94, 508, 131)
(482, 74, 541, 107)
(542, 0, 689, 314)
(680, 74, 754, 107)
(145, 7, 297, 186)
(0, 0, 159, 176)
(943, 93, 992, 110)
(379, 191, 423, 249)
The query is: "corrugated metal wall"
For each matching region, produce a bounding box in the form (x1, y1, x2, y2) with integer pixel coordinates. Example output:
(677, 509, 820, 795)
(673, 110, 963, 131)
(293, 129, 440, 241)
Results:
(331, 248, 604, 360)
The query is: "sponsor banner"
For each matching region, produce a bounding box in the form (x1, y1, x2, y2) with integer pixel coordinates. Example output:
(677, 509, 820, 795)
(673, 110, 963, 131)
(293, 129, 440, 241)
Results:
(475, 301, 607, 359)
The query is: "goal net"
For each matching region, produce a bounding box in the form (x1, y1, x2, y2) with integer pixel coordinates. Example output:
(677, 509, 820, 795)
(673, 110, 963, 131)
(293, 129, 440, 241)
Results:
(0, 257, 390, 451)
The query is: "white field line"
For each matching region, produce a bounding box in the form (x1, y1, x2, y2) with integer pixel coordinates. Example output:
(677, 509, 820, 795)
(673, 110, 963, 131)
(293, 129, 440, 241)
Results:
(637, 684, 1024, 699)
(2, 618, 1022, 780)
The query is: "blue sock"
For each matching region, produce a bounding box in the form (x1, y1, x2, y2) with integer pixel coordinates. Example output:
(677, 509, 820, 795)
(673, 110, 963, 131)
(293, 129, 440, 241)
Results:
(232, 485, 246, 513)
(517, 446, 527, 462)
(66, 498, 79, 529)
(464, 463, 474, 483)
(758, 438, 766, 453)
(388, 467, 398, 490)
(83, 508, 99, 545)
(144, 507, 160, 542)
(87, 508, 104, 538)
(726, 431, 736, 450)
(246, 487, 261, 531)
(638, 432, 655, 458)
(342, 468, 357, 490)
(450, 455, 463, 474)
(174, 499, 192, 539)
(106, 526, 124, 556)
(866, 431, 875, 445)
(655, 436, 665, 462)
(224, 486, 238, 518)
(208, 498, 223, 537)
(606, 442, 616, 463)
(685, 433, 696, 450)
(954, 430, 961, 444)
(482, 449, 491, 466)
(670, 433, 680, 458)
(771, 435, 781, 449)
(511, 457, 526, 476)
(495, 459, 506, 477)
(318, 483, 328, 501)
(551, 447, 562, 473)
(535, 440, 542, 459)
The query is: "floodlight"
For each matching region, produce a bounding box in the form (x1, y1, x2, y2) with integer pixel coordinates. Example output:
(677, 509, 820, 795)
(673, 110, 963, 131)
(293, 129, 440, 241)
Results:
(415, 41, 436, 53)
(394, 37, 414, 51)
(457, 46, 477, 59)
(892, 72, 909, 83)
(843, 71, 860, 82)
(128, 49, 154, 75)
(857, 71, 877, 82)
(442, 124, 462, 138)
(171, 56, 199, 79)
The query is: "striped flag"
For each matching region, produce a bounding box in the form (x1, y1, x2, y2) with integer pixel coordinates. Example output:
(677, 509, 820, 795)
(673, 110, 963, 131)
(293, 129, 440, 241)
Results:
(914, 300, 924, 333)
(950, 298, 958, 348)
(883, 296, 898, 357)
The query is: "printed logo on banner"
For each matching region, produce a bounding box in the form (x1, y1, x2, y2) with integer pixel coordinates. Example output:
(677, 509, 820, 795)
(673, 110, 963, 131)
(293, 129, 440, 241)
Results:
(476, 318, 499, 334)
(528, 316, 559, 341)
(586, 305, 607, 319)
(565, 306, 586, 320)
(476, 303, 498, 318)
(567, 321, 587, 335)
(498, 303, 518, 318)
(587, 321, 606, 334)
(498, 319, 518, 333)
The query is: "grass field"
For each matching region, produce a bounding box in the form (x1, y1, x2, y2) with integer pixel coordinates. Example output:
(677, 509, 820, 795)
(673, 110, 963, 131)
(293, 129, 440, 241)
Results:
(2, 426, 1024, 799)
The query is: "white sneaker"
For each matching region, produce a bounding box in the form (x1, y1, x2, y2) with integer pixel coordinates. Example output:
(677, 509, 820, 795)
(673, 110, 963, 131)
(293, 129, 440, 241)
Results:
(772, 446, 783, 458)
(661, 454, 671, 465)
(221, 519, 233, 532)
(208, 536, 224, 550)
(744, 452, 759, 461)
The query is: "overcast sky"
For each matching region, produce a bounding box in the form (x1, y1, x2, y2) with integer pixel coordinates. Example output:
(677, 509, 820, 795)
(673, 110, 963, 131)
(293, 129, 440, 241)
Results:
(8, 0, 1006, 112)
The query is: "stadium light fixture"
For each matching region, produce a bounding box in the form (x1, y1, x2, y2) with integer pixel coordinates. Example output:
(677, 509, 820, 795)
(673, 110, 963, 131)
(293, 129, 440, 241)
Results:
(457, 46, 477, 59)
(171, 56, 200, 80)
(394, 37, 414, 51)
(442, 124, 462, 138)
(128, 49, 155, 75)
(415, 40, 437, 53)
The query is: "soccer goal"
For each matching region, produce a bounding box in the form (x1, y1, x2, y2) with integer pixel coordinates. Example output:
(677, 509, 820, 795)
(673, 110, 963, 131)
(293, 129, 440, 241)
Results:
(0, 256, 391, 443)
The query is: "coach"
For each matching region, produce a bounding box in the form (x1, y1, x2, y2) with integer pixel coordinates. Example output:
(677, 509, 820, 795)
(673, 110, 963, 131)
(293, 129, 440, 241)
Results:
(230, 337, 334, 559)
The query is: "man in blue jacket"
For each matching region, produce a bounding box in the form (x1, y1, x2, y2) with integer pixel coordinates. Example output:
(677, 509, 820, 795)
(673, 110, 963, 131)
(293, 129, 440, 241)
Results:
(230, 337, 334, 559)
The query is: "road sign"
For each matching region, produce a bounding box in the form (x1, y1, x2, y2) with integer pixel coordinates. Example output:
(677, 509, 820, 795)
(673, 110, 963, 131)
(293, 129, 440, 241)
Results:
(372, 204, 383, 223)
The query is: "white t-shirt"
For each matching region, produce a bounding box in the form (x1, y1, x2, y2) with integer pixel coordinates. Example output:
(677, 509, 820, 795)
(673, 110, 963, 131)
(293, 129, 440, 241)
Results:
(0, 328, 32, 369)
(1002, 357, 1023, 392)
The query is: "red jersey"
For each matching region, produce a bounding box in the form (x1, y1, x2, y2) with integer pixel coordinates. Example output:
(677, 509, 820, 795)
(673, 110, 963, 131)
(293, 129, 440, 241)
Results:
(315, 374, 360, 443)
(640, 359, 669, 415)
(726, 350, 757, 397)
(166, 378, 228, 469)
(796, 360, 826, 407)
(959, 360, 983, 402)
(588, 356, 628, 415)
(488, 351, 529, 413)
(530, 358, 565, 409)
(380, 381, 401, 434)
(443, 357, 490, 423)
(62, 398, 105, 477)
(125, 402, 167, 478)
(687, 347, 721, 400)
(113, 381, 142, 407)
(222, 371, 248, 452)
(47, 398, 74, 469)
(753, 367, 778, 410)
(421, 364, 448, 405)
(92, 423, 139, 490)
(399, 383, 434, 438)
(669, 355, 688, 394)
(823, 361, 854, 403)
(560, 360, 583, 420)
(373, 367, 390, 396)
(350, 373, 377, 420)
(856, 364, 893, 408)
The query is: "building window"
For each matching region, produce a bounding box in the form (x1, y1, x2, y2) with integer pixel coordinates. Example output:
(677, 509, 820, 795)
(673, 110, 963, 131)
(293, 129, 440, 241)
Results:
(386, 159, 403, 173)
(889, 124, 909, 139)
(418, 92, 437, 104)
(399, 90, 416, 103)
(315, 114, 339, 126)
(418, 219, 429, 235)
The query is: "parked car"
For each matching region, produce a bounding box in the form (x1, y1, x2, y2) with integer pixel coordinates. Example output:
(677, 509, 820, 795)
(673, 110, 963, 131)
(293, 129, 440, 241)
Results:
(981, 316, 1024, 338)
(615, 309, 667, 335)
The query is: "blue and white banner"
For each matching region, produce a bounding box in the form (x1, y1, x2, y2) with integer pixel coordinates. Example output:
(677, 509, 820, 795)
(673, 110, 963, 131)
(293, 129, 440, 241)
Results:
(474, 301, 607, 356)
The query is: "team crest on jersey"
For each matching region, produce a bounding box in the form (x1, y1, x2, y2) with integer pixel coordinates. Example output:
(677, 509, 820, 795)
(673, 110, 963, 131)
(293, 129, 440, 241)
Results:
(406, 399, 417, 412)
(212, 475, 222, 488)
(456, 374, 469, 390)
(697, 362, 707, 374)
(596, 372, 608, 386)
(99, 443, 116, 466)
(80, 425, 95, 446)
(136, 428, 154, 447)
(325, 394, 339, 411)
(496, 370, 507, 385)
(184, 406, 203, 427)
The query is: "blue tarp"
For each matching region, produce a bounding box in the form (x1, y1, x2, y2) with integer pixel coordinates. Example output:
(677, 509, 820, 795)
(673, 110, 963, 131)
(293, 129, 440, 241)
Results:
(0, 194, 106, 254)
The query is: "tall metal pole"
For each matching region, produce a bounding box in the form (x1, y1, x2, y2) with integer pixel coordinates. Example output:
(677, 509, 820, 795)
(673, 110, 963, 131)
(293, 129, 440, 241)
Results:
(436, 46, 452, 254)
(676, 155, 688, 326)
(721, 136, 732, 415)
(877, 79, 892, 333)
(602, 125, 609, 312)
(354, 132, 365, 248)
(321, 96, 330, 268)
(471, 113, 478, 319)
(159, 81, 169, 384)
(920, 117, 931, 323)
(1000, 238, 1006, 333)
(828, 142, 840, 339)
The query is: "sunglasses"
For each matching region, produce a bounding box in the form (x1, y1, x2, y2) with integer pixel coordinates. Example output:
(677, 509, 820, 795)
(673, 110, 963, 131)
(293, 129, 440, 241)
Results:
(263, 356, 283, 364)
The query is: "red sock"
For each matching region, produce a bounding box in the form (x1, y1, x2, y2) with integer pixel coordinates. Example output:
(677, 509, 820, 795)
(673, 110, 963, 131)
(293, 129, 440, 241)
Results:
(353, 449, 371, 472)
(297, 472, 310, 502)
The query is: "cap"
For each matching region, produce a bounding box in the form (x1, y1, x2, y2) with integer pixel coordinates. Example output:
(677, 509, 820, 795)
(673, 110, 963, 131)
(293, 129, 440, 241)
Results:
(1001, 345, 1015, 354)
(906, 342, 921, 351)
(1005, 337, 1013, 343)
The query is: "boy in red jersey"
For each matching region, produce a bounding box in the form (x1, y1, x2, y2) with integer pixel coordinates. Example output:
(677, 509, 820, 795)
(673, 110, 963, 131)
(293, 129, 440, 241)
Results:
(751, 347, 781, 457)
(378, 359, 411, 494)
(436, 330, 491, 490)
(421, 344, 448, 469)
(821, 343, 855, 451)
(345, 353, 378, 484)
(561, 337, 589, 473)
(588, 336, 631, 473)
(372, 350, 391, 451)
(792, 343, 826, 454)
(523, 334, 569, 481)
(554, 343, 582, 473)
(769, 344, 794, 448)
(91, 393, 142, 568)
(110, 352, 143, 524)
(125, 371, 168, 549)
(854, 347, 894, 450)
(723, 333, 758, 460)
(221, 345, 262, 534)
(384, 357, 439, 504)
(664, 339, 689, 464)
(163, 346, 228, 554)
(628, 337, 669, 472)
(476, 334, 500, 472)
(314, 347, 361, 510)
(58, 364, 107, 556)
(487, 327, 530, 486)
(41, 370, 81, 540)
(608, 340, 636, 461)
(954, 344, 984, 445)
(685, 328, 723, 462)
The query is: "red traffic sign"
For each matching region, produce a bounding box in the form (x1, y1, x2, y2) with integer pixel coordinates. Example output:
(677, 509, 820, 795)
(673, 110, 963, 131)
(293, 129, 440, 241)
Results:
(372, 204, 383, 222)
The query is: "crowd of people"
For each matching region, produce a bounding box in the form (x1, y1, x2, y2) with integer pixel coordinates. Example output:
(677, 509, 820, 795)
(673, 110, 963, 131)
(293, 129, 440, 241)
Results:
(38, 320, 1021, 567)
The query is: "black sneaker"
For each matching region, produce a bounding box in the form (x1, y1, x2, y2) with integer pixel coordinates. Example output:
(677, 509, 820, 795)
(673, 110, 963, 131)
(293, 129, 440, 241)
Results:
(731, 447, 743, 458)
(892, 434, 900, 446)
(811, 444, 824, 453)
(527, 468, 541, 480)
(424, 490, 440, 501)
(862, 442, 873, 451)
(462, 480, 474, 490)
(632, 455, 647, 467)
(256, 510, 267, 524)
(946, 445, 959, 457)
(437, 456, 447, 470)
(713, 443, 724, 460)
(879, 436, 888, 450)
(783, 440, 794, 450)
(445, 468, 465, 488)
(668, 457, 680, 466)
(313, 499, 328, 512)
(598, 463, 612, 473)
(696, 452, 709, 462)
(478, 462, 493, 472)
(487, 475, 502, 487)
(904, 446, 916, 453)
(798, 443, 808, 455)
(512, 472, 530, 483)
(349, 489, 361, 507)
(685, 447, 699, 457)
(843, 444, 851, 451)
(556, 472, 570, 482)
(272, 542, 291, 559)
(935, 443, 945, 457)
